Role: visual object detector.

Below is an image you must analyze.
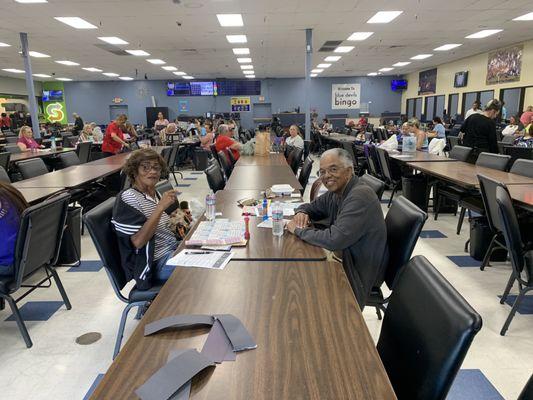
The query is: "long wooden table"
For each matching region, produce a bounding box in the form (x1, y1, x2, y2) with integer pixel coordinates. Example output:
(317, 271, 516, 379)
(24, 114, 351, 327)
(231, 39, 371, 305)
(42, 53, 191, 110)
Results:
(9, 147, 76, 163)
(389, 151, 458, 163)
(225, 165, 302, 191)
(16, 186, 67, 204)
(236, 154, 287, 166)
(507, 185, 533, 212)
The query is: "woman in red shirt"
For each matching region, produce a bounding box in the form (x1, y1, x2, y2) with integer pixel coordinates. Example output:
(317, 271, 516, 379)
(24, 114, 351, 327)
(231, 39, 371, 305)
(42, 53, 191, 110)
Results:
(17, 126, 44, 151)
(215, 124, 241, 160)
(102, 114, 130, 156)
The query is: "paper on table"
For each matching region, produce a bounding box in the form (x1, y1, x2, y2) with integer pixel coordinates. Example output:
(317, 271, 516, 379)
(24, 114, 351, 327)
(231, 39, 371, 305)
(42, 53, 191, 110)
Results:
(185, 220, 244, 246)
(144, 314, 214, 336)
(267, 202, 304, 217)
(257, 219, 289, 228)
(200, 319, 236, 363)
(201, 244, 232, 251)
(214, 314, 258, 352)
(167, 249, 234, 270)
(270, 184, 295, 194)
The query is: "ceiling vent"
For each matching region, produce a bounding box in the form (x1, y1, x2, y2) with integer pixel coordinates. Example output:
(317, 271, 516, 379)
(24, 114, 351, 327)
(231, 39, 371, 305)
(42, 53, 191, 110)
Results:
(318, 40, 343, 52)
(93, 43, 129, 56)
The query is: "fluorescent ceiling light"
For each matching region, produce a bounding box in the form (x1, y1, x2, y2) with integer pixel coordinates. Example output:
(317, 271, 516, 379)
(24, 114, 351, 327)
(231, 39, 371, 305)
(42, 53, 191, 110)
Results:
(98, 36, 128, 45)
(0, 42, 11, 47)
(379, 67, 394, 72)
(310, 74, 318, 77)
(173, 71, 186, 76)
(311, 69, 323, 73)
(28, 51, 50, 58)
(410, 54, 433, 60)
(147, 59, 166, 65)
(183, 76, 194, 79)
(55, 77, 72, 81)
(243, 70, 255, 75)
(102, 72, 119, 77)
(317, 63, 331, 68)
(232, 48, 250, 55)
(54, 17, 97, 29)
(347, 31, 374, 41)
(434, 43, 462, 51)
(513, 12, 533, 21)
(55, 60, 79, 66)
(119, 76, 134, 81)
(33, 73, 51, 78)
(240, 65, 253, 70)
(2, 68, 25, 73)
(162, 66, 177, 71)
(367, 11, 403, 23)
(237, 57, 252, 63)
(82, 67, 102, 72)
(334, 46, 354, 53)
(367, 72, 378, 76)
(14, 0, 47, 3)
(226, 35, 247, 43)
(126, 49, 150, 56)
(216, 14, 243, 27)
(465, 29, 502, 39)
(393, 61, 411, 67)
(325, 56, 341, 62)
(246, 75, 256, 78)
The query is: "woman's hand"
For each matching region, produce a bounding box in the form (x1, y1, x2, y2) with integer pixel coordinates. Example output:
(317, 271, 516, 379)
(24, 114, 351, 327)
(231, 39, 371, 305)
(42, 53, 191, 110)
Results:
(157, 190, 177, 212)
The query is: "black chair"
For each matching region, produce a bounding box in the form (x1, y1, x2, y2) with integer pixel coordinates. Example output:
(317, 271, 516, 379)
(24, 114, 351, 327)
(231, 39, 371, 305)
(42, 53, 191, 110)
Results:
(210, 143, 220, 164)
(518, 374, 533, 400)
(447, 135, 460, 151)
(495, 185, 533, 336)
(0, 165, 11, 182)
(367, 196, 427, 318)
(4, 144, 21, 153)
(16, 158, 49, 179)
(510, 158, 533, 178)
(205, 161, 226, 192)
(298, 157, 314, 195)
(501, 134, 516, 144)
(218, 150, 233, 179)
(226, 147, 237, 166)
(377, 255, 482, 400)
(76, 141, 92, 164)
(5, 136, 18, 144)
(287, 147, 303, 175)
(83, 198, 162, 359)
(376, 147, 401, 207)
(359, 174, 386, 200)
(505, 146, 533, 165)
(57, 151, 81, 168)
(167, 144, 184, 183)
(448, 145, 471, 161)
(0, 151, 10, 171)
(0, 193, 72, 348)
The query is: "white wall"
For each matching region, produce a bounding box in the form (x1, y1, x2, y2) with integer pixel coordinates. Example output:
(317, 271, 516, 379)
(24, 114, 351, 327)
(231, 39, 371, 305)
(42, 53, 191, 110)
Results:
(0, 75, 42, 96)
(401, 39, 533, 115)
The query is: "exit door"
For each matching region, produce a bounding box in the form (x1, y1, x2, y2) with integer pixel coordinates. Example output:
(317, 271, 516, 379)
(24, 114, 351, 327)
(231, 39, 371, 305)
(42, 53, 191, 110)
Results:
(109, 105, 128, 121)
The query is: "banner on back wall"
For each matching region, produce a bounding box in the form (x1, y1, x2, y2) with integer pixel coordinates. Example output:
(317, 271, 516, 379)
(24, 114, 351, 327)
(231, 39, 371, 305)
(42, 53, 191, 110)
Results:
(230, 97, 251, 112)
(178, 100, 189, 113)
(331, 83, 361, 110)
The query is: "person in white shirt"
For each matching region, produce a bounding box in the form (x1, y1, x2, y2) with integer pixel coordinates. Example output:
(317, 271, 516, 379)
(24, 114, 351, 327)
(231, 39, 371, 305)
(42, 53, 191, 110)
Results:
(90, 122, 103, 142)
(285, 125, 304, 149)
(501, 116, 521, 136)
(465, 100, 483, 120)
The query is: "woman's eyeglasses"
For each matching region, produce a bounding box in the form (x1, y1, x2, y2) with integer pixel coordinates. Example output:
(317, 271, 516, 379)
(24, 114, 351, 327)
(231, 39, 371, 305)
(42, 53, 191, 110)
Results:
(139, 163, 162, 173)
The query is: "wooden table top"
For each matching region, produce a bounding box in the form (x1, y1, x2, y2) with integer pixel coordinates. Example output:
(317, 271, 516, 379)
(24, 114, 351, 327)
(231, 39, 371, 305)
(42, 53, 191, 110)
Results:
(407, 161, 533, 189)
(9, 147, 76, 163)
(17, 186, 67, 204)
(389, 151, 458, 163)
(90, 260, 396, 400)
(507, 185, 533, 212)
(322, 133, 357, 142)
(181, 189, 326, 261)
(226, 165, 302, 191)
(236, 153, 288, 166)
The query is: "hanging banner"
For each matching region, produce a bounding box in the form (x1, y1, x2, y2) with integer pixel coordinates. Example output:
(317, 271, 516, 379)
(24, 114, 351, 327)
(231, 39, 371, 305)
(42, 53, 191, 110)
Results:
(42, 81, 68, 124)
(331, 83, 361, 109)
(178, 100, 189, 113)
(230, 97, 251, 112)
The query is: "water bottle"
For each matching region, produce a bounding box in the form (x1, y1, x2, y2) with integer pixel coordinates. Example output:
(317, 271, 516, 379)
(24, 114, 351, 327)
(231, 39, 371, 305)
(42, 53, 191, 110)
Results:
(50, 136, 56, 151)
(262, 198, 268, 222)
(205, 191, 216, 221)
(272, 201, 284, 236)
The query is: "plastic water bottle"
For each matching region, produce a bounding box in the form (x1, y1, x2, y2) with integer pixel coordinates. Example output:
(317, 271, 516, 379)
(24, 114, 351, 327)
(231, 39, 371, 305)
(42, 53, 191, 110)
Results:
(50, 136, 56, 151)
(272, 201, 284, 236)
(262, 198, 268, 222)
(205, 191, 216, 221)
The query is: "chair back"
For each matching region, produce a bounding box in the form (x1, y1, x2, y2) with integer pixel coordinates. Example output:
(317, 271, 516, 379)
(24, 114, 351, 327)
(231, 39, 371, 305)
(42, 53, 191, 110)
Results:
(310, 178, 323, 201)
(210, 144, 220, 163)
(76, 141, 92, 163)
(449, 145, 471, 161)
(518, 374, 533, 400)
(287, 147, 303, 175)
(218, 150, 232, 179)
(359, 174, 385, 200)
(4, 144, 21, 153)
(160, 147, 172, 166)
(496, 185, 528, 283)
(0, 152, 10, 170)
(510, 158, 533, 178)
(84, 198, 129, 292)
(11, 193, 71, 291)
(475, 152, 510, 171)
(6, 136, 18, 144)
(58, 151, 81, 168)
(504, 146, 533, 166)
(501, 134, 516, 144)
(0, 166, 10, 182)
(368, 145, 383, 178)
(16, 158, 49, 179)
(284, 144, 294, 159)
(168, 144, 180, 169)
(226, 148, 236, 166)
(298, 157, 314, 194)
(448, 135, 459, 151)
(204, 161, 225, 192)
(377, 255, 482, 400)
(477, 174, 504, 233)
(341, 141, 357, 165)
(375, 147, 393, 182)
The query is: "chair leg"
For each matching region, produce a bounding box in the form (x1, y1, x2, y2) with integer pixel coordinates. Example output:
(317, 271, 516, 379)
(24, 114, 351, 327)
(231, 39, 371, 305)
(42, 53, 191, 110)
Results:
(2, 294, 32, 348)
(48, 267, 72, 310)
(387, 184, 398, 208)
(500, 272, 515, 304)
(0, 297, 4, 310)
(480, 234, 497, 271)
(113, 301, 146, 359)
(456, 207, 466, 235)
(500, 288, 530, 336)
(434, 194, 441, 220)
(375, 306, 382, 320)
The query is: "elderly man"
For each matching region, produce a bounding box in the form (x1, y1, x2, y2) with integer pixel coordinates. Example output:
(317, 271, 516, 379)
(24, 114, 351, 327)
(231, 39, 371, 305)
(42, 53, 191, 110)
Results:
(72, 112, 84, 135)
(287, 148, 388, 308)
(215, 124, 242, 161)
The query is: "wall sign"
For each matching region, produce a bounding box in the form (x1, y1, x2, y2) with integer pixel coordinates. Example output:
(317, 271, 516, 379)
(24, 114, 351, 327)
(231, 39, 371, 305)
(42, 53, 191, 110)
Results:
(231, 97, 251, 112)
(178, 100, 189, 113)
(112, 97, 124, 104)
(331, 84, 361, 109)
(45, 102, 65, 123)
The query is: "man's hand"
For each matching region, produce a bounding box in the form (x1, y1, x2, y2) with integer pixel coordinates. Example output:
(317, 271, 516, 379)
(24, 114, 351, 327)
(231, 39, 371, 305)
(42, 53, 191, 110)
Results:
(293, 212, 309, 229)
(286, 219, 297, 234)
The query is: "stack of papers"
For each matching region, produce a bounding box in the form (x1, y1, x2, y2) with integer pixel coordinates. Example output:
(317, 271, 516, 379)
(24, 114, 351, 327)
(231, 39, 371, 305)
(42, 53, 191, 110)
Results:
(167, 249, 234, 270)
(270, 184, 295, 195)
(185, 220, 245, 246)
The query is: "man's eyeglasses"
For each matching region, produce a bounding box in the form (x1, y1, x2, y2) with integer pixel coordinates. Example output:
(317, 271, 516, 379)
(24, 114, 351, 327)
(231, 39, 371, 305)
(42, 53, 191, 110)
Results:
(317, 166, 343, 177)
(139, 163, 162, 173)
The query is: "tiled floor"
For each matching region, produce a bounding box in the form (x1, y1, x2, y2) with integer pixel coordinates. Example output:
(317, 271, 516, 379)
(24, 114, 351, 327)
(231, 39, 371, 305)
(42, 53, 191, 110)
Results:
(1, 162, 531, 399)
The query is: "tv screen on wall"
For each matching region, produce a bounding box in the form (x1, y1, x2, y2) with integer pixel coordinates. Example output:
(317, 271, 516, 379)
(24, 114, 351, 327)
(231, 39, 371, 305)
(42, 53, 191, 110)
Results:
(42, 90, 63, 102)
(454, 71, 468, 88)
(391, 79, 408, 91)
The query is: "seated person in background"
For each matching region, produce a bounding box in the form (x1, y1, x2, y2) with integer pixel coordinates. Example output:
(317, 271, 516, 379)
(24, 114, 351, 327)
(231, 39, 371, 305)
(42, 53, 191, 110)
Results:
(407, 118, 428, 150)
(161, 122, 177, 144)
(465, 100, 483, 120)
(515, 125, 533, 147)
(91, 123, 103, 142)
(396, 122, 411, 144)
(17, 126, 44, 151)
(154, 112, 169, 132)
(112, 149, 179, 288)
(520, 106, 533, 126)
(102, 114, 130, 156)
(287, 148, 388, 307)
(78, 124, 94, 143)
(427, 116, 446, 139)
(502, 115, 522, 136)
(285, 125, 304, 149)
(321, 118, 332, 132)
(200, 120, 215, 149)
(356, 115, 368, 130)
(123, 122, 139, 142)
(0, 182, 29, 277)
(215, 124, 241, 161)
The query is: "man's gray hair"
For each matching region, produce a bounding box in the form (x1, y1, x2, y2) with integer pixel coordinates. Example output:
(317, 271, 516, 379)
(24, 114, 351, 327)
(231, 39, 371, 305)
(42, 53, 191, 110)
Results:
(217, 124, 229, 135)
(321, 148, 354, 172)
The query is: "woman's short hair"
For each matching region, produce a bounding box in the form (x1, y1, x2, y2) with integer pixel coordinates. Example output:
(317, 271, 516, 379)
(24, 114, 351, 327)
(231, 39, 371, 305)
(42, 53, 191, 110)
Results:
(407, 118, 420, 129)
(18, 126, 31, 138)
(485, 99, 502, 112)
(166, 123, 177, 133)
(122, 149, 168, 182)
(433, 116, 442, 124)
(290, 124, 300, 133)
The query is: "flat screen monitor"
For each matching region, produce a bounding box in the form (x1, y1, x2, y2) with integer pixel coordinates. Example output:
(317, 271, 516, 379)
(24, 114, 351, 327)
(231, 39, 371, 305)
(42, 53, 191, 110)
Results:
(454, 71, 468, 88)
(42, 90, 63, 101)
(218, 80, 261, 96)
(190, 81, 216, 96)
(167, 82, 191, 96)
(391, 80, 408, 91)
